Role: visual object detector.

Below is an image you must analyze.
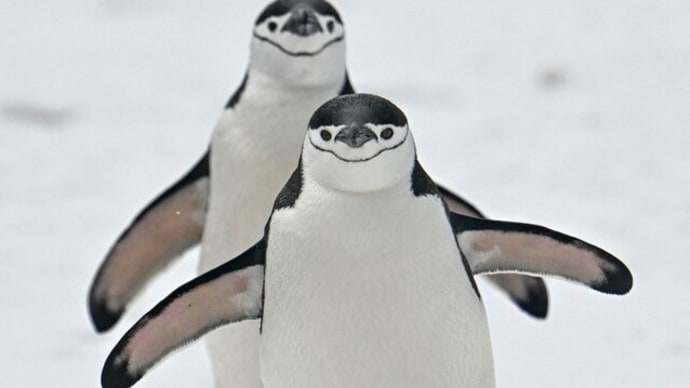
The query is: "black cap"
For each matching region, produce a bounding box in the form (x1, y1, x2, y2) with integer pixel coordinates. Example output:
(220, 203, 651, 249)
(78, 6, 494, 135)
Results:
(256, 0, 342, 25)
(309, 94, 408, 130)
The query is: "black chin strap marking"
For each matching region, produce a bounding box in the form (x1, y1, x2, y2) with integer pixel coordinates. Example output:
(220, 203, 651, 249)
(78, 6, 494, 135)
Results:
(308, 131, 409, 163)
(253, 33, 344, 57)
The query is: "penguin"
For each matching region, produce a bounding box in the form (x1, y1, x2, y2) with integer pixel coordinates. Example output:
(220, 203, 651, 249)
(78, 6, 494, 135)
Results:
(89, 1, 547, 387)
(90, 2, 352, 387)
(100, 94, 633, 388)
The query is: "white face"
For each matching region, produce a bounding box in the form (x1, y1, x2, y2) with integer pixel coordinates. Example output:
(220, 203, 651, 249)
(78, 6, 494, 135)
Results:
(307, 123, 410, 162)
(249, 3, 346, 85)
(253, 13, 345, 56)
(303, 123, 417, 193)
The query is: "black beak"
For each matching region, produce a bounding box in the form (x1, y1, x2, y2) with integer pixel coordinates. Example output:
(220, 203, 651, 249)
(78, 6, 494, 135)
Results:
(335, 126, 377, 148)
(282, 5, 323, 36)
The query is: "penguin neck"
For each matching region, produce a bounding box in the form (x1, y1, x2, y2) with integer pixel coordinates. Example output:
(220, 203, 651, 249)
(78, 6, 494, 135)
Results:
(301, 138, 418, 195)
(301, 168, 415, 211)
(246, 37, 348, 96)
(245, 66, 346, 99)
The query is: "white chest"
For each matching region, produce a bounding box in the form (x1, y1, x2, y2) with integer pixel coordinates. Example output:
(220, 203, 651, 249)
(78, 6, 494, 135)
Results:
(200, 79, 342, 271)
(261, 183, 495, 388)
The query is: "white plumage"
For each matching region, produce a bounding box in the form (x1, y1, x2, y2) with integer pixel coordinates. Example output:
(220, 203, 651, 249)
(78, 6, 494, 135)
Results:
(99, 94, 631, 388)
(198, 6, 347, 387)
(262, 177, 494, 388)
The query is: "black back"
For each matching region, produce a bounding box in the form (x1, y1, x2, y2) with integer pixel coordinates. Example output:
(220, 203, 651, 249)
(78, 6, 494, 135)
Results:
(225, 74, 249, 110)
(274, 161, 304, 210)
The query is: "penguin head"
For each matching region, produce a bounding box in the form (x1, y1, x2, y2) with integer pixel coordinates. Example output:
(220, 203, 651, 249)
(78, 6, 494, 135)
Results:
(303, 94, 417, 193)
(250, 1, 346, 85)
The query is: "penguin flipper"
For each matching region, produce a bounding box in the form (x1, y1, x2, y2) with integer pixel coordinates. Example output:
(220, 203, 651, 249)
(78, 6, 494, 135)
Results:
(89, 151, 210, 333)
(438, 186, 549, 319)
(449, 213, 633, 295)
(437, 185, 486, 218)
(482, 273, 548, 318)
(101, 242, 265, 388)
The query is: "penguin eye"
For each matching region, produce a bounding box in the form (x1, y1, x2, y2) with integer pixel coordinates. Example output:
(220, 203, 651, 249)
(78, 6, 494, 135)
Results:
(268, 21, 278, 32)
(380, 128, 394, 140)
(327, 21, 335, 33)
(320, 130, 332, 141)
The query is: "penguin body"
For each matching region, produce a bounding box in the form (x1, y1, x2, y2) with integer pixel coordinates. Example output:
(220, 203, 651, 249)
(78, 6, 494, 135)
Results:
(91, 2, 349, 386)
(261, 168, 494, 387)
(202, 75, 346, 273)
(197, 3, 348, 386)
(202, 72, 347, 388)
(101, 94, 632, 388)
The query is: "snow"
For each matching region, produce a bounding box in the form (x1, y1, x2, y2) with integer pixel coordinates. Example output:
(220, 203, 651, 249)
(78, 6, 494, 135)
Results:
(1, 0, 688, 387)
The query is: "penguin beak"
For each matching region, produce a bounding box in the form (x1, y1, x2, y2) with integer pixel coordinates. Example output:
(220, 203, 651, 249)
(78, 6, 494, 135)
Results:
(335, 126, 377, 148)
(282, 4, 323, 36)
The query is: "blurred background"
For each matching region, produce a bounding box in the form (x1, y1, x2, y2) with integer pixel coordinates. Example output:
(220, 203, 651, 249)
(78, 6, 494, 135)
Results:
(1, 0, 688, 386)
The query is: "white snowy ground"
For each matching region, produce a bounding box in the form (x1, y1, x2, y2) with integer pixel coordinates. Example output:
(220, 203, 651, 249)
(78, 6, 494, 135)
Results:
(2, 0, 688, 387)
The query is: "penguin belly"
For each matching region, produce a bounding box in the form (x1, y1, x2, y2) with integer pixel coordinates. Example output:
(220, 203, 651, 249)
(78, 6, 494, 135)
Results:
(261, 189, 496, 388)
(201, 153, 289, 388)
(199, 128, 298, 388)
(199, 87, 340, 388)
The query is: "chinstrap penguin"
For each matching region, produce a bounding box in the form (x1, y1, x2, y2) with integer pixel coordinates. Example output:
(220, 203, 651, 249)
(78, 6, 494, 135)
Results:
(90, 1, 547, 386)
(100, 94, 633, 388)
(90, 2, 351, 386)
